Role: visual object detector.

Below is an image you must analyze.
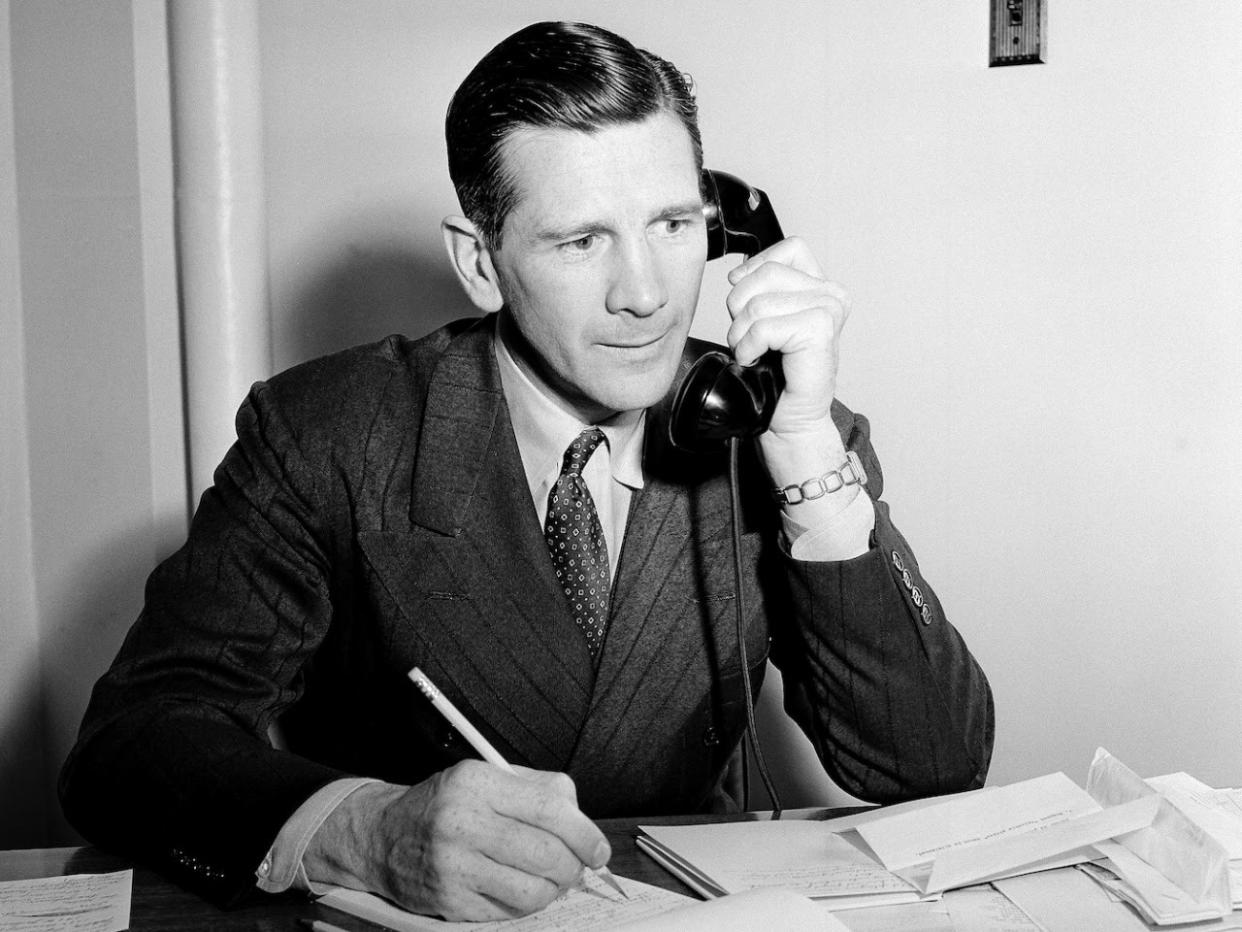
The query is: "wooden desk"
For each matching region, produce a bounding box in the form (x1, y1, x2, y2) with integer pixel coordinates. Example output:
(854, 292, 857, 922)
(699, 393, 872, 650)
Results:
(1, 808, 845, 930)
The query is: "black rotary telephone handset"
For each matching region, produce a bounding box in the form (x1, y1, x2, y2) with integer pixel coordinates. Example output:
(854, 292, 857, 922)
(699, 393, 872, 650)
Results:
(668, 169, 787, 453)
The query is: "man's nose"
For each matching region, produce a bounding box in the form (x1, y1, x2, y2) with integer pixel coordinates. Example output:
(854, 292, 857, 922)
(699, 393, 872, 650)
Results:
(605, 239, 668, 317)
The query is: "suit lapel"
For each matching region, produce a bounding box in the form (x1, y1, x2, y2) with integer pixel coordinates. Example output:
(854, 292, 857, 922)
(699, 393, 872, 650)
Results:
(357, 320, 593, 771)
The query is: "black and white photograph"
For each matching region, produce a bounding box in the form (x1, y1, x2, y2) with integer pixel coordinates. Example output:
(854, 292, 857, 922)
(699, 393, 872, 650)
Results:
(2, 2, 1239, 929)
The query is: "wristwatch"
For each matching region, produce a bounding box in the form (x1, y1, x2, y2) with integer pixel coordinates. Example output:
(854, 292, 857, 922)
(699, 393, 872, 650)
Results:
(772, 451, 867, 505)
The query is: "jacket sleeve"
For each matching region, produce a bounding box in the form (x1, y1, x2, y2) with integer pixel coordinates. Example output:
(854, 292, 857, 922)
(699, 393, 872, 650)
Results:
(58, 378, 349, 906)
(770, 409, 995, 803)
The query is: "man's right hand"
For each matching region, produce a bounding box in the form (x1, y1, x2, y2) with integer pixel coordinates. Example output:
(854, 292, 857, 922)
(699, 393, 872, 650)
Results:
(303, 761, 611, 921)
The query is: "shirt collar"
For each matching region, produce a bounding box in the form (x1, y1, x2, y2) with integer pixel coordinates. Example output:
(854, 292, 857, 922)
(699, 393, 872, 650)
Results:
(494, 325, 646, 501)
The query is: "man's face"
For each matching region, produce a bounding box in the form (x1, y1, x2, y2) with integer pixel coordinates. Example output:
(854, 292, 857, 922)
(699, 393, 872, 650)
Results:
(489, 111, 707, 423)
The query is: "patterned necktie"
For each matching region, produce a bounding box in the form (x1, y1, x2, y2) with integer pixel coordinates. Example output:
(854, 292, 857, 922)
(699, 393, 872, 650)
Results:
(544, 428, 611, 658)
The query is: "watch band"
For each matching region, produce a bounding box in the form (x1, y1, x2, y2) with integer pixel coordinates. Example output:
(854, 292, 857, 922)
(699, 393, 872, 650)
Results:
(772, 450, 867, 505)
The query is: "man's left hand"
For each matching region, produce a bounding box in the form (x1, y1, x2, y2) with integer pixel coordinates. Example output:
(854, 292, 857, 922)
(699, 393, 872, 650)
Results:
(724, 236, 852, 490)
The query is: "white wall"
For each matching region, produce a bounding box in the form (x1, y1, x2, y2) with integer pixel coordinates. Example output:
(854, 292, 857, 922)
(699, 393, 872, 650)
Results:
(2, 1, 1239, 845)
(1, 0, 184, 846)
(0, 0, 45, 848)
(821, 4, 1242, 788)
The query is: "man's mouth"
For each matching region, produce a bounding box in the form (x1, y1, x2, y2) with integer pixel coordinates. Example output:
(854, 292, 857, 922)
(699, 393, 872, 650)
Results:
(601, 332, 667, 351)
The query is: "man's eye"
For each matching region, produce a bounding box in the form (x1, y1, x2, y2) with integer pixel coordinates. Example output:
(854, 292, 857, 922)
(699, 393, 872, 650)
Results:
(562, 234, 597, 253)
(660, 217, 693, 236)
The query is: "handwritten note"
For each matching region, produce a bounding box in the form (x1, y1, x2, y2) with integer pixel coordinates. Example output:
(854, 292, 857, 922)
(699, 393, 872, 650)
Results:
(317, 872, 694, 931)
(0, 870, 131, 932)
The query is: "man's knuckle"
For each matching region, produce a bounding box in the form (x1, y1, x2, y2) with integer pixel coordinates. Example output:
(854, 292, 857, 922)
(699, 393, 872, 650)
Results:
(512, 875, 560, 914)
(528, 831, 566, 869)
(530, 788, 563, 825)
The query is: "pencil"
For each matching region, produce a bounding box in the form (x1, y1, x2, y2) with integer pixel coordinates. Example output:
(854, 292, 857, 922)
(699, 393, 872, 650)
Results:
(408, 666, 629, 900)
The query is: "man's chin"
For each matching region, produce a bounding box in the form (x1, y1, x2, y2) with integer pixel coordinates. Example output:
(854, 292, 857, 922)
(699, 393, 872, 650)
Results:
(585, 376, 676, 419)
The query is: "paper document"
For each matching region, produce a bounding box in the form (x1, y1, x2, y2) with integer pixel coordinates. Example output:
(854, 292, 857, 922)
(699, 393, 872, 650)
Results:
(319, 873, 697, 931)
(638, 818, 926, 909)
(613, 887, 849, 931)
(922, 796, 1157, 893)
(1086, 748, 1232, 923)
(817, 787, 988, 835)
(1147, 770, 1242, 911)
(1085, 846, 1231, 926)
(855, 772, 1099, 873)
(0, 870, 132, 932)
(1146, 773, 1242, 860)
(836, 886, 1044, 931)
(633, 751, 1242, 925)
(852, 771, 1157, 893)
(995, 867, 1155, 932)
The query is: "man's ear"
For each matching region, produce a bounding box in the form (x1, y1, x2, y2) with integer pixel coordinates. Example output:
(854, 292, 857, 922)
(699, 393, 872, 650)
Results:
(441, 216, 504, 313)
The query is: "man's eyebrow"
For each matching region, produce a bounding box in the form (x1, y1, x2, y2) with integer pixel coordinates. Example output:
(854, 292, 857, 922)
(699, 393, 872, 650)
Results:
(658, 199, 708, 219)
(534, 220, 610, 243)
(535, 200, 706, 243)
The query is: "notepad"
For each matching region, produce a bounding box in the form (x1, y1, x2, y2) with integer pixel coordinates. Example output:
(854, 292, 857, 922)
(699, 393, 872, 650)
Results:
(317, 872, 677, 931)
(636, 819, 930, 910)
(316, 872, 847, 931)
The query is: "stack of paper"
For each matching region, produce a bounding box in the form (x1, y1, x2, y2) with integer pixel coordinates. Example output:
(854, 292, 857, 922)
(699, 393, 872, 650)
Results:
(846, 770, 1158, 894)
(637, 771, 1160, 913)
(1145, 770, 1242, 911)
(637, 749, 1242, 928)
(1082, 749, 1237, 925)
(637, 819, 930, 910)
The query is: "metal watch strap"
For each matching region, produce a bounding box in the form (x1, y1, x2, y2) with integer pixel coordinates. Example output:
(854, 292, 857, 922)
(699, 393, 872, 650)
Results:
(772, 450, 867, 505)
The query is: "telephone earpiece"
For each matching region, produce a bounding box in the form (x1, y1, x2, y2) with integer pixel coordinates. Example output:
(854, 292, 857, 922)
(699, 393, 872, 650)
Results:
(668, 170, 786, 453)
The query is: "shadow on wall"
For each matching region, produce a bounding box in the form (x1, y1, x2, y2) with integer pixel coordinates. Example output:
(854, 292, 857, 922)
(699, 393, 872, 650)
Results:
(31, 514, 184, 846)
(281, 240, 479, 368)
(0, 661, 49, 848)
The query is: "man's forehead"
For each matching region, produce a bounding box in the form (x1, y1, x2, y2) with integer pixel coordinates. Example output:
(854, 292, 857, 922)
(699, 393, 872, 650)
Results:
(497, 113, 702, 227)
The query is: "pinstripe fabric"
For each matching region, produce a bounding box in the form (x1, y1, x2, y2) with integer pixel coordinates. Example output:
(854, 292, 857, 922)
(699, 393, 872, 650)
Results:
(59, 314, 993, 907)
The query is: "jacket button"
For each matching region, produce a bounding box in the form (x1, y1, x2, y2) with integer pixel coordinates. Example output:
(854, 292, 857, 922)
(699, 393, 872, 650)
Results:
(702, 726, 721, 747)
(891, 550, 906, 572)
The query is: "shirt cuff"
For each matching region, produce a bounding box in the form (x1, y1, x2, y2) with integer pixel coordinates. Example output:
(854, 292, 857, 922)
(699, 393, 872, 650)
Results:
(255, 776, 380, 895)
(782, 488, 876, 562)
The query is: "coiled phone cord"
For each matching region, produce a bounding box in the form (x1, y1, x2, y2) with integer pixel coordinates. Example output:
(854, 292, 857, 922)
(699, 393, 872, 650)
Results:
(728, 436, 783, 819)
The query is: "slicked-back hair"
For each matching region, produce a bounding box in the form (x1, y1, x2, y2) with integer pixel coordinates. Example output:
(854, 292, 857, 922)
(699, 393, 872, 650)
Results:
(446, 21, 702, 251)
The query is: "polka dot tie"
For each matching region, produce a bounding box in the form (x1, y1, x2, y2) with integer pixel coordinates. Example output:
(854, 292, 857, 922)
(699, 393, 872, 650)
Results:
(544, 428, 611, 658)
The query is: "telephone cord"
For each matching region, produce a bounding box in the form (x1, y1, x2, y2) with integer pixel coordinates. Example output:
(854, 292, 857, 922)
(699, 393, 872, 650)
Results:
(728, 436, 782, 818)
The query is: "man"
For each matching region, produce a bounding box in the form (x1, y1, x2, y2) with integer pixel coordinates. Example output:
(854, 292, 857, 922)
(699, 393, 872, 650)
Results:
(60, 21, 993, 922)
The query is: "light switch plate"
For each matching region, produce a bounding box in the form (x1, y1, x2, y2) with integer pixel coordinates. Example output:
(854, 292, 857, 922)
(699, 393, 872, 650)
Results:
(990, 0, 1047, 66)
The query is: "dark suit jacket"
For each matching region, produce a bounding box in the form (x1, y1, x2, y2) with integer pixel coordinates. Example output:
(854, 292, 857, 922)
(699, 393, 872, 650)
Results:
(60, 315, 993, 905)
